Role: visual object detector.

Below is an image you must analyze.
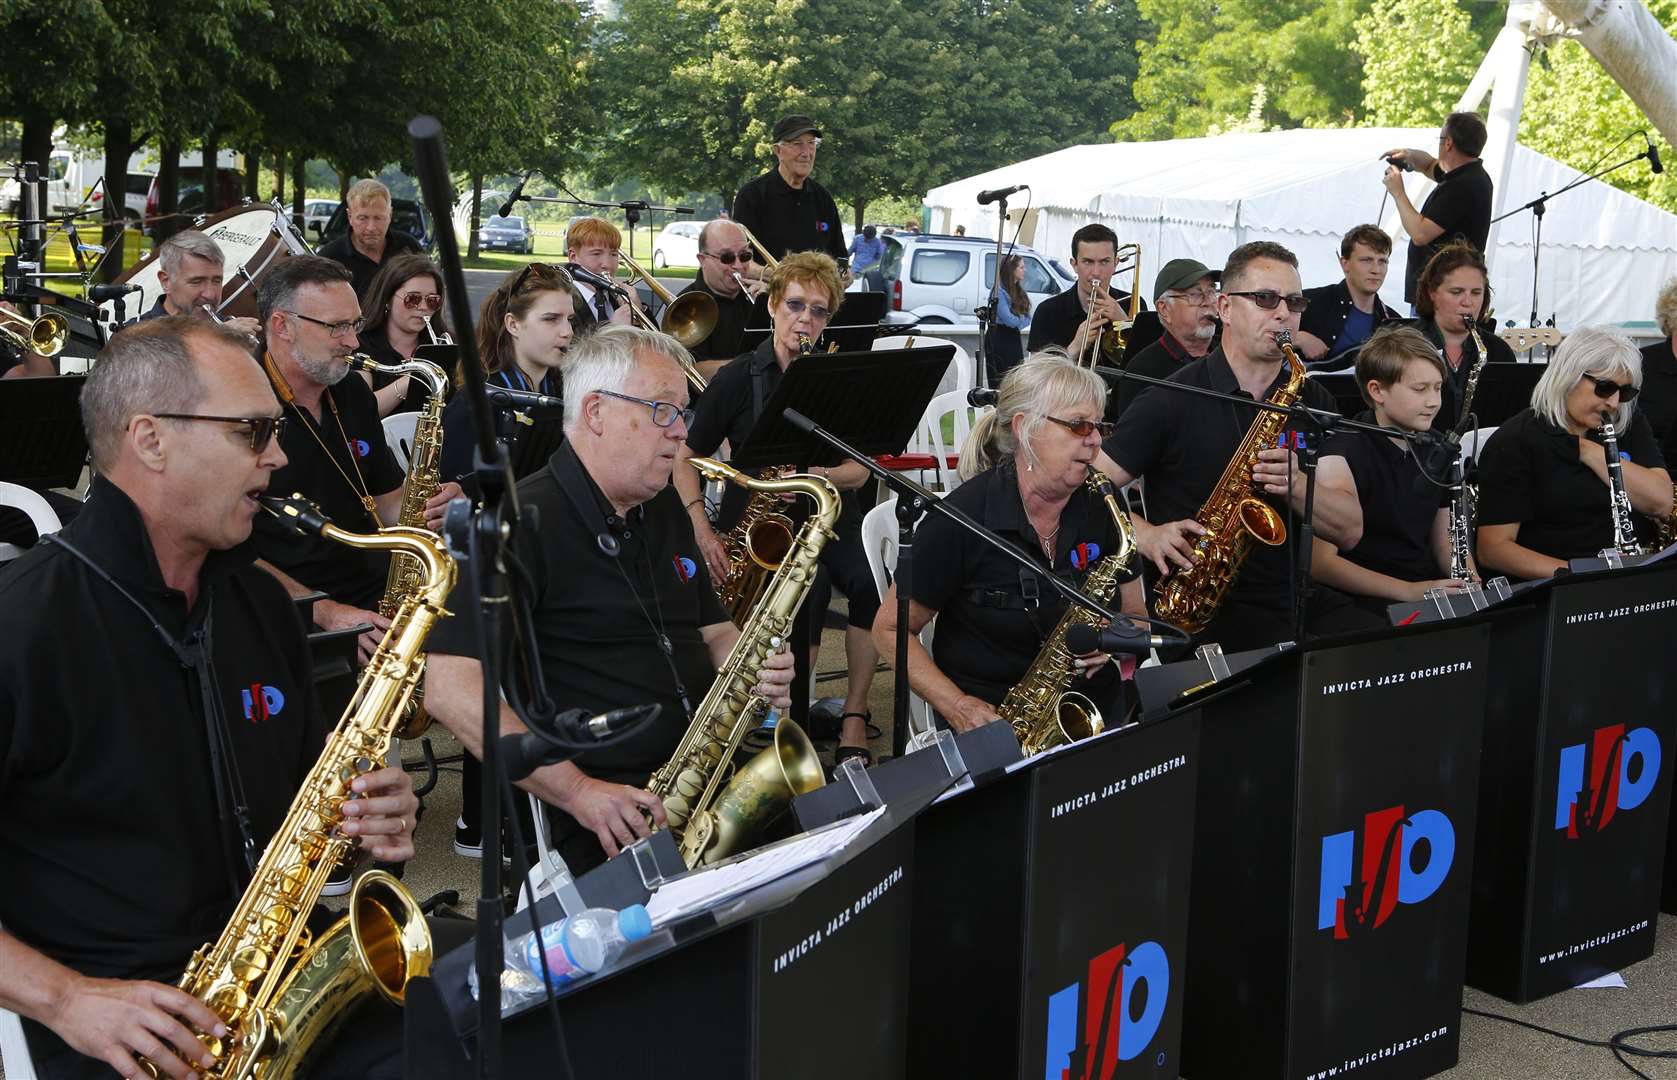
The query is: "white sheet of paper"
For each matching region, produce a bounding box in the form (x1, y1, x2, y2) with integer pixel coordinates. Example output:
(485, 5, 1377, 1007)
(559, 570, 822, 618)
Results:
(1574, 971, 1627, 989)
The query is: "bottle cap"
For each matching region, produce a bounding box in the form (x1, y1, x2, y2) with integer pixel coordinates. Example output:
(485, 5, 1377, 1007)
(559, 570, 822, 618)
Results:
(618, 903, 653, 941)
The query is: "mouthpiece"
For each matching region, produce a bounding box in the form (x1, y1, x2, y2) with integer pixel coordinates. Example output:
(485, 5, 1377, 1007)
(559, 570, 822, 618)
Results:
(1274, 329, 1293, 347)
(260, 494, 333, 537)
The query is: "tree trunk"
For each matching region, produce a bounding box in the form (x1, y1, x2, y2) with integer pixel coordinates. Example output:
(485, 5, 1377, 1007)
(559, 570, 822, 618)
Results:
(201, 132, 220, 215)
(292, 156, 306, 234)
(244, 144, 260, 201)
(853, 198, 868, 230)
(19, 113, 52, 171)
(337, 169, 350, 202)
(274, 151, 286, 205)
(100, 118, 133, 281)
(467, 173, 484, 259)
(157, 139, 182, 243)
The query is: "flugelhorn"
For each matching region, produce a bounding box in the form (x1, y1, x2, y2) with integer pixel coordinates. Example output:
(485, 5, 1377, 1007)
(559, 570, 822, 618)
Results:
(0, 306, 68, 357)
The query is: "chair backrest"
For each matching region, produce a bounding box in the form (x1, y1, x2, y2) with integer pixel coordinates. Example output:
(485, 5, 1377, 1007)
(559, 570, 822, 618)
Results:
(1459, 425, 1498, 470)
(381, 411, 421, 473)
(0, 919, 39, 1079)
(860, 496, 939, 739)
(873, 333, 975, 395)
(924, 389, 992, 493)
(0, 482, 64, 563)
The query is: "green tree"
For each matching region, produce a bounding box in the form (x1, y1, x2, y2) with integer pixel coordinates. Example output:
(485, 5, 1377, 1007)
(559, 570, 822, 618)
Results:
(1351, 0, 1480, 126)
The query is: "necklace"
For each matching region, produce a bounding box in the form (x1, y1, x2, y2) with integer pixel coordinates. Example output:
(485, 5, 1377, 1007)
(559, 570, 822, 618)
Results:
(263, 352, 380, 518)
(1038, 523, 1061, 563)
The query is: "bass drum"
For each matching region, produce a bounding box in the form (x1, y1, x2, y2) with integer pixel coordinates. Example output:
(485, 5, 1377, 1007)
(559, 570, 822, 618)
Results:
(100, 201, 311, 336)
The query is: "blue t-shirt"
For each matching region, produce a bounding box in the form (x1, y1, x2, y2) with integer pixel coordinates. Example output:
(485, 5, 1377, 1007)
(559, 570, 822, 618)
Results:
(1331, 305, 1376, 355)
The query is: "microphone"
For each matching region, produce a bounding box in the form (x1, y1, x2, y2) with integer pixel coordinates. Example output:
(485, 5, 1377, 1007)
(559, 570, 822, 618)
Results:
(496, 173, 530, 218)
(499, 703, 663, 781)
(976, 183, 1028, 206)
(488, 386, 562, 409)
(1646, 134, 1664, 174)
(1409, 430, 1458, 496)
(1382, 154, 1412, 173)
(89, 282, 141, 301)
(967, 387, 998, 407)
(1066, 620, 1171, 656)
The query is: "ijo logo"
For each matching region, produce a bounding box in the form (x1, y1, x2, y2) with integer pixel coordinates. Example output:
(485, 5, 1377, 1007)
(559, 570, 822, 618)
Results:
(1070, 542, 1102, 571)
(1042, 941, 1170, 1079)
(1317, 806, 1454, 939)
(241, 684, 286, 724)
(1555, 724, 1661, 838)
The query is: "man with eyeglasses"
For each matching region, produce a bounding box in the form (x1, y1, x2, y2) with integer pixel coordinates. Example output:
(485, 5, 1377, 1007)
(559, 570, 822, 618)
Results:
(1027, 223, 1145, 362)
(1294, 224, 1403, 366)
(423, 325, 796, 875)
(674, 219, 762, 377)
(1099, 241, 1361, 651)
(732, 115, 851, 285)
(1381, 112, 1494, 308)
(248, 256, 462, 672)
(1112, 257, 1221, 421)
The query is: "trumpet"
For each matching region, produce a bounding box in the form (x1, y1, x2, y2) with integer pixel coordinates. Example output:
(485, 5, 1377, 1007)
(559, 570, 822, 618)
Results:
(422, 313, 454, 347)
(1077, 242, 1142, 368)
(0, 306, 69, 357)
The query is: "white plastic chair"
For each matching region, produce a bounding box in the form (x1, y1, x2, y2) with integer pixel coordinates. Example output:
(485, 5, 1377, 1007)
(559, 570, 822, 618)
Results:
(0, 919, 38, 1079)
(0, 482, 63, 562)
(924, 389, 991, 493)
(873, 333, 975, 395)
(381, 411, 421, 472)
(1458, 426, 1497, 473)
(861, 496, 938, 743)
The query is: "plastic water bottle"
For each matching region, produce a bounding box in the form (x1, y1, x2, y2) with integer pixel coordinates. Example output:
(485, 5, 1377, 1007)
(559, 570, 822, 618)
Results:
(470, 904, 654, 1013)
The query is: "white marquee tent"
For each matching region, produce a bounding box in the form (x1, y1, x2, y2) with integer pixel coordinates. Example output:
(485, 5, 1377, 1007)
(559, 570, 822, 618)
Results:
(925, 127, 1677, 333)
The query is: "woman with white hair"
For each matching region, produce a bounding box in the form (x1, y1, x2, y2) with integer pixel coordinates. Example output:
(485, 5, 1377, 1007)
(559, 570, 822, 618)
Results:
(872, 354, 1147, 735)
(1475, 326, 1674, 579)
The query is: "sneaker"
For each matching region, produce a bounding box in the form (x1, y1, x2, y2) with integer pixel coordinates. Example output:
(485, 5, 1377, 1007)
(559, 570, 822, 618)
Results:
(321, 860, 353, 898)
(454, 815, 483, 858)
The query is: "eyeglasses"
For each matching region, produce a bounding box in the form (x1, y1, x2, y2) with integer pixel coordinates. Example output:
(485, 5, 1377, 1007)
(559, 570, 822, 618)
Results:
(595, 389, 694, 429)
(782, 297, 832, 322)
(700, 248, 755, 266)
(1227, 290, 1309, 313)
(1043, 414, 1115, 438)
(285, 310, 364, 338)
(1585, 374, 1641, 402)
(154, 413, 288, 453)
(398, 291, 442, 311)
(1165, 289, 1216, 305)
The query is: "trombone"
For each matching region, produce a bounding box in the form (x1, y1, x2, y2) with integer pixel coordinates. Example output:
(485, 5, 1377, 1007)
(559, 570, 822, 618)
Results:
(571, 257, 716, 392)
(1078, 242, 1142, 368)
(0, 307, 70, 358)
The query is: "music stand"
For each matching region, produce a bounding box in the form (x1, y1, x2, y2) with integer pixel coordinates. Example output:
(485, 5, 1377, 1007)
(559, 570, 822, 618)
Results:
(0, 374, 88, 489)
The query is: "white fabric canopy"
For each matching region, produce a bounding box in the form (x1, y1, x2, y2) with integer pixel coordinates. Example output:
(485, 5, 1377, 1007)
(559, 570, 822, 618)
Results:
(926, 127, 1677, 330)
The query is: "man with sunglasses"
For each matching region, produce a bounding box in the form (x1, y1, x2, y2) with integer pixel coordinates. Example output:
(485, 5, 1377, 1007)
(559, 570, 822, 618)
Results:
(0, 317, 442, 1079)
(675, 219, 762, 377)
(1099, 242, 1361, 651)
(732, 115, 851, 286)
(423, 325, 796, 875)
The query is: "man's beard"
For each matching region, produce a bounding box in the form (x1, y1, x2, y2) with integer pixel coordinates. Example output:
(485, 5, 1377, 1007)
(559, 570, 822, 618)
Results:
(1191, 320, 1216, 342)
(296, 349, 349, 387)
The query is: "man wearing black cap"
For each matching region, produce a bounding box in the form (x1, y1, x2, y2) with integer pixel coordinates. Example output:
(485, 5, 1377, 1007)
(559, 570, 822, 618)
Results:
(732, 115, 851, 283)
(1113, 257, 1221, 420)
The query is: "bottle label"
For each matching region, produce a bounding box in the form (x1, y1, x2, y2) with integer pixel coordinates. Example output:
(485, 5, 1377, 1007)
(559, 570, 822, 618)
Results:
(528, 922, 584, 986)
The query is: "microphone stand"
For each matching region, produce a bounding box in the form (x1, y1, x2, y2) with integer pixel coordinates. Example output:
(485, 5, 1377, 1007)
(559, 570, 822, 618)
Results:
(974, 193, 1011, 391)
(780, 408, 1130, 742)
(1091, 363, 1448, 646)
(1489, 143, 1660, 329)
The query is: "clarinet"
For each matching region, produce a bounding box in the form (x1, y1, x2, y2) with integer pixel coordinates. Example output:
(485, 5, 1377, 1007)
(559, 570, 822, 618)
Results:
(1599, 422, 1645, 557)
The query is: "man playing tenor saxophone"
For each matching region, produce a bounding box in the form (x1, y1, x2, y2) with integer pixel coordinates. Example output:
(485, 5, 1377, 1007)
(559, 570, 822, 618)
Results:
(424, 325, 796, 875)
(0, 319, 461, 1079)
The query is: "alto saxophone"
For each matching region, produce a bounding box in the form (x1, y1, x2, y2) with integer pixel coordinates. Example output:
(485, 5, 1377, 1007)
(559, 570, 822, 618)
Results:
(648, 461, 838, 867)
(347, 353, 448, 737)
(1155, 331, 1305, 634)
(146, 495, 454, 1080)
(1004, 470, 1138, 756)
(1457, 314, 1490, 424)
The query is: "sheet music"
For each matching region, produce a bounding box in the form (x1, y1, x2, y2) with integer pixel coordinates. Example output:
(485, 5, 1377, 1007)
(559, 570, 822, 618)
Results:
(646, 807, 885, 925)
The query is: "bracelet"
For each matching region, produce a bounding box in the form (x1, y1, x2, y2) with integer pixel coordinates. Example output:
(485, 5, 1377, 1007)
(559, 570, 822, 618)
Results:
(684, 497, 706, 512)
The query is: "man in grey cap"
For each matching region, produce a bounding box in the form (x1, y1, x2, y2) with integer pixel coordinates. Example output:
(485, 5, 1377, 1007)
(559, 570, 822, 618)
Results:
(731, 114, 851, 284)
(1112, 257, 1221, 420)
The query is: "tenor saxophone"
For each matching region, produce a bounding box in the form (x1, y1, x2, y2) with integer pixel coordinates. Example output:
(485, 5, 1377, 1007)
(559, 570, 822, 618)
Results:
(145, 495, 453, 1080)
(1154, 331, 1305, 634)
(1003, 470, 1138, 756)
(648, 461, 838, 867)
(347, 353, 448, 737)
(714, 465, 797, 626)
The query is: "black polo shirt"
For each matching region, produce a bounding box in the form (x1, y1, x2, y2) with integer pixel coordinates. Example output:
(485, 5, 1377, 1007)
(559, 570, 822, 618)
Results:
(253, 363, 406, 609)
(1114, 331, 1199, 421)
(317, 229, 422, 301)
(438, 367, 564, 491)
(908, 462, 1138, 707)
(1025, 285, 1141, 354)
(1103, 348, 1342, 604)
(685, 338, 788, 527)
(0, 477, 328, 988)
(1637, 337, 1677, 464)
(1321, 414, 1449, 583)
(1475, 407, 1664, 564)
(731, 169, 848, 265)
(356, 326, 431, 415)
(678, 274, 757, 362)
(1299, 280, 1402, 359)
(1404, 159, 1493, 302)
(1402, 317, 1517, 433)
(427, 441, 726, 793)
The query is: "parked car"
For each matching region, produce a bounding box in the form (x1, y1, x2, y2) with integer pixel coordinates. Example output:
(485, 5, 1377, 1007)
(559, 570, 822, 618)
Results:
(302, 199, 337, 240)
(319, 197, 434, 252)
(478, 214, 534, 254)
(872, 233, 1076, 324)
(144, 168, 245, 232)
(652, 220, 703, 268)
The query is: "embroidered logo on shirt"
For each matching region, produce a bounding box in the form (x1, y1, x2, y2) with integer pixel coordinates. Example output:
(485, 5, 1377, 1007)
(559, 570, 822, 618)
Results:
(349, 438, 372, 458)
(817, 221, 830, 232)
(674, 556, 698, 582)
(1070, 542, 1102, 571)
(241, 684, 287, 724)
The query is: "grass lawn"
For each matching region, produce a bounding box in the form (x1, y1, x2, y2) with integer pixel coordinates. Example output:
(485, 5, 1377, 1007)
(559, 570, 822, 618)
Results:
(1, 218, 154, 296)
(459, 223, 698, 280)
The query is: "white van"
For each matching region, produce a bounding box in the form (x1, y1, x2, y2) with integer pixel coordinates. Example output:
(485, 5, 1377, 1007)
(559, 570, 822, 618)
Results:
(875, 233, 1076, 326)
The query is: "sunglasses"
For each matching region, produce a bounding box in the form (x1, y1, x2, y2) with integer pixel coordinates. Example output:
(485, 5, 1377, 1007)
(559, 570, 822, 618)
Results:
(1585, 374, 1641, 402)
(1227, 290, 1310, 313)
(595, 389, 695, 429)
(154, 413, 288, 453)
(782, 297, 833, 322)
(509, 262, 572, 294)
(701, 248, 754, 266)
(1043, 414, 1116, 438)
(399, 291, 442, 311)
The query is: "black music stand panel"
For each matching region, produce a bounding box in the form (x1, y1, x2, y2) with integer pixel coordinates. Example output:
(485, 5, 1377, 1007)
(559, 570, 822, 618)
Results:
(1469, 564, 1677, 1001)
(0, 374, 88, 489)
